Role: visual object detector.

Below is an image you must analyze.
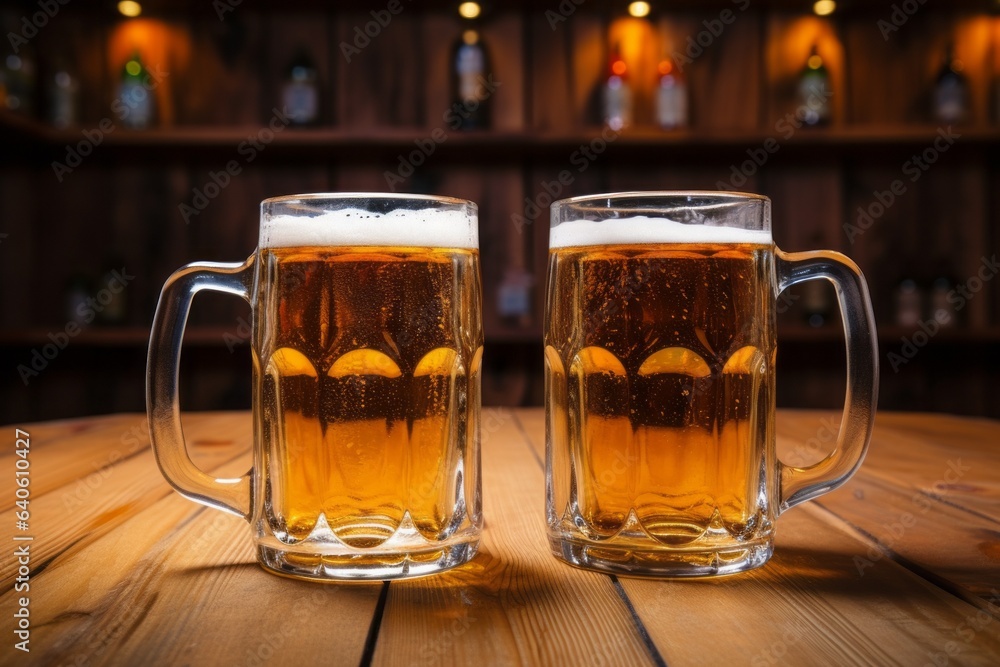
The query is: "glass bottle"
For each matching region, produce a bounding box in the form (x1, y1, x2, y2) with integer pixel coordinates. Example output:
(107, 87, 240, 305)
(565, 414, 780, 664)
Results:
(798, 44, 831, 126)
(117, 51, 154, 129)
(281, 50, 320, 126)
(656, 57, 688, 130)
(602, 44, 632, 131)
(933, 42, 968, 125)
(451, 28, 491, 130)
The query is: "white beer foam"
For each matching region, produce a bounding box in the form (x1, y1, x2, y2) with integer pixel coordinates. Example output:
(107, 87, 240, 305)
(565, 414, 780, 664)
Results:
(261, 208, 478, 249)
(550, 217, 772, 248)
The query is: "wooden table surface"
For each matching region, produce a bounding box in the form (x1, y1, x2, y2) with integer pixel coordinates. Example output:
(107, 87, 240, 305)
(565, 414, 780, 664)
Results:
(3, 408, 1000, 666)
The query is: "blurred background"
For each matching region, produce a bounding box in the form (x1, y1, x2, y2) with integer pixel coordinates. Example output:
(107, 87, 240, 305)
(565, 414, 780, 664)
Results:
(0, 0, 997, 423)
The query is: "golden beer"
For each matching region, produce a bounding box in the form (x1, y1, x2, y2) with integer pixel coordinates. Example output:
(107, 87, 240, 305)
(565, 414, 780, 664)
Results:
(256, 245, 483, 557)
(542, 192, 878, 578)
(148, 194, 492, 580)
(546, 240, 776, 572)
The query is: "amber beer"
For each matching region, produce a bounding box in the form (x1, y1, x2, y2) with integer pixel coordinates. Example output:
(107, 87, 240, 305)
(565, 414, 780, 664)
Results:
(258, 245, 482, 552)
(148, 194, 488, 580)
(546, 215, 778, 573)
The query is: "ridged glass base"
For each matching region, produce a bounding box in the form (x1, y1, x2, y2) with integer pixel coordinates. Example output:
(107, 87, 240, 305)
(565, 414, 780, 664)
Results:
(257, 539, 479, 581)
(255, 510, 480, 580)
(549, 535, 773, 578)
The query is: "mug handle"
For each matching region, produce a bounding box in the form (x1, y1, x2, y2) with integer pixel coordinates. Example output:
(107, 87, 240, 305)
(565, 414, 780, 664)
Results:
(774, 249, 879, 513)
(147, 257, 256, 519)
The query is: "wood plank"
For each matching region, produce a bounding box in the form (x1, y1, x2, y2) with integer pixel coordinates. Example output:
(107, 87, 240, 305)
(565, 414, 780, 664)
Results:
(623, 504, 1000, 666)
(0, 413, 252, 588)
(372, 407, 657, 666)
(335, 10, 424, 127)
(775, 410, 1000, 517)
(657, 11, 763, 131)
(517, 408, 1000, 665)
(4, 412, 379, 666)
(815, 473, 1000, 606)
(487, 13, 526, 132)
(529, 12, 572, 131)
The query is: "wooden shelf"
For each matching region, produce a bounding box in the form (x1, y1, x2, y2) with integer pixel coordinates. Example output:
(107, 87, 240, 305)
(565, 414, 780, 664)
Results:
(6, 110, 1000, 160)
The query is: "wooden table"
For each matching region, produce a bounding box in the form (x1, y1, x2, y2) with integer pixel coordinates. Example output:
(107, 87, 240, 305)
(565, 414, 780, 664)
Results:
(3, 409, 1000, 666)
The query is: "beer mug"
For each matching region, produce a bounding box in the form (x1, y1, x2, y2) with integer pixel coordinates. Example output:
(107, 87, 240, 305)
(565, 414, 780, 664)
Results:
(544, 192, 877, 577)
(147, 194, 483, 580)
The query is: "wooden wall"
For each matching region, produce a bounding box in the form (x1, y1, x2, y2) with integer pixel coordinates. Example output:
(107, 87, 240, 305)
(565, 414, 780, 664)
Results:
(0, 3, 998, 421)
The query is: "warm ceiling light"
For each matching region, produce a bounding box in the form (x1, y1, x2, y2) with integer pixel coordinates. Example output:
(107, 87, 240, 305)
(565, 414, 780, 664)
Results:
(458, 2, 481, 19)
(117, 1, 142, 17)
(813, 0, 836, 16)
(628, 1, 651, 18)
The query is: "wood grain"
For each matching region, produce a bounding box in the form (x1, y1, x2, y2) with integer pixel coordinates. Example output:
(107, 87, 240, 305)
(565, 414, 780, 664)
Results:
(4, 409, 1000, 664)
(517, 407, 1000, 666)
(1, 413, 379, 667)
(373, 408, 655, 666)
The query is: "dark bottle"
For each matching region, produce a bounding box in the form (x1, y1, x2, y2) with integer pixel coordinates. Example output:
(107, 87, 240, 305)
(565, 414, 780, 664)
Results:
(117, 50, 154, 129)
(928, 261, 958, 328)
(2, 51, 36, 115)
(797, 44, 830, 126)
(281, 50, 320, 126)
(894, 278, 922, 328)
(933, 43, 968, 124)
(48, 61, 79, 128)
(451, 29, 491, 130)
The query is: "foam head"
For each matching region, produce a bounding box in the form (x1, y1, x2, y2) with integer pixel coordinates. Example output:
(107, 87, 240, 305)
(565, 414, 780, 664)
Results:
(260, 197, 478, 249)
(549, 216, 773, 249)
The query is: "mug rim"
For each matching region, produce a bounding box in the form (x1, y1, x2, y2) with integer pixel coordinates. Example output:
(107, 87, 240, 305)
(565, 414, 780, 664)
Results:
(261, 192, 477, 211)
(552, 190, 770, 208)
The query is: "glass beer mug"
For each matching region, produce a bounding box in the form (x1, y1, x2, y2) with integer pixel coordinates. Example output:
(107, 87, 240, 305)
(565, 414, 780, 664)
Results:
(544, 192, 878, 576)
(147, 194, 483, 580)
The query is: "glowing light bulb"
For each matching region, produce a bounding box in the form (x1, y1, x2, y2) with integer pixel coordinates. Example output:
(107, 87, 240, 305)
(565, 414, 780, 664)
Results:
(628, 2, 651, 18)
(813, 0, 836, 16)
(458, 2, 481, 20)
(118, 1, 142, 18)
